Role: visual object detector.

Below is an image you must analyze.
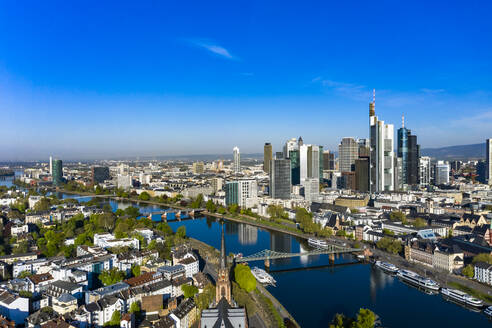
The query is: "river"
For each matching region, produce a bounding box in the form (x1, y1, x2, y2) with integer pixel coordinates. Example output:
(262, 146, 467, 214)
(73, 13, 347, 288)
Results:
(38, 193, 492, 326)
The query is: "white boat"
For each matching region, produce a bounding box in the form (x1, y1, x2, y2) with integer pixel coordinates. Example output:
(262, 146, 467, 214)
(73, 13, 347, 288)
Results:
(441, 288, 484, 308)
(397, 269, 440, 291)
(484, 306, 492, 317)
(308, 238, 328, 248)
(251, 267, 276, 285)
(374, 261, 399, 274)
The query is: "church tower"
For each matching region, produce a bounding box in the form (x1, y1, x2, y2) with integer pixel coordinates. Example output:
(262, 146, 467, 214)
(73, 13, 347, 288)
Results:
(216, 222, 232, 304)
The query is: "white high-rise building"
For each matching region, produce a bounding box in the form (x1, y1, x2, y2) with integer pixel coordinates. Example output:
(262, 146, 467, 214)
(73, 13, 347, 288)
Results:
(369, 90, 394, 192)
(283, 138, 299, 159)
(419, 156, 432, 186)
(49, 156, 53, 175)
(435, 161, 450, 185)
(487, 139, 492, 185)
(338, 137, 358, 173)
(233, 146, 241, 174)
(299, 144, 321, 199)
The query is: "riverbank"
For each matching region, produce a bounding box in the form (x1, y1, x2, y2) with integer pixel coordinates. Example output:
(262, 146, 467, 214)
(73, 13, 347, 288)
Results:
(371, 247, 492, 305)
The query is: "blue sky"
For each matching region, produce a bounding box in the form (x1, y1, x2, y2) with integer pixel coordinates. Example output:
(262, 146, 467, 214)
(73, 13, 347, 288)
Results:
(1, 1, 491, 160)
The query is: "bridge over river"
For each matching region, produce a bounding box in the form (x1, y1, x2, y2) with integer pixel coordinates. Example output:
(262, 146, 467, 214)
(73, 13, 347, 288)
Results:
(236, 244, 363, 268)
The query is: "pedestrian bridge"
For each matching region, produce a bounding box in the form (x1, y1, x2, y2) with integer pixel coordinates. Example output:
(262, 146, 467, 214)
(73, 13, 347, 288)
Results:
(236, 244, 363, 265)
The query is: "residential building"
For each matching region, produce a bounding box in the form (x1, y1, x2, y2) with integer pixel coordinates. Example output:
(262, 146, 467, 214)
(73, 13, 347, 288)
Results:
(269, 159, 291, 199)
(170, 298, 197, 328)
(94, 233, 139, 250)
(233, 147, 240, 174)
(117, 175, 133, 190)
(225, 179, 257, 208)
(432, 245, 464, 273)
(0, 289, 30, 324)
(419, 156, 432, 186)
(191, 162, 204, 174)
(263, 143, 273, 174)
(369, 91, 394, 192)
(474, 262, 492, 285)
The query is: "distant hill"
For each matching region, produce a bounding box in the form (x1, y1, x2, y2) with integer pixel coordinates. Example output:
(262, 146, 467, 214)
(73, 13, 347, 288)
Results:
(420, 143, 485, 160)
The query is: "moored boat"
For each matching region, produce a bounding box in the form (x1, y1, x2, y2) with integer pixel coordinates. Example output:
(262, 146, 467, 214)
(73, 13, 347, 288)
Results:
(374, 260, 399, 274)
(251, 267, 276, 286)
(441, 288, 484, 308)
(397, 269, 440, 291)
(484, 306, 492, 317)
(308, 238, 328, 248)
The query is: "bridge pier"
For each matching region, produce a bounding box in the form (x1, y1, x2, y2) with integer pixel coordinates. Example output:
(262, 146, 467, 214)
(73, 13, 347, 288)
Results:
(264, 259, 270, 269)
(329, 253, 335, 265)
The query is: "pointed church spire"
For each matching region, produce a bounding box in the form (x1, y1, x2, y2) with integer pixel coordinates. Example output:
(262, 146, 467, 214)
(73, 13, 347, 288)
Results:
(220, 222, 226, 269)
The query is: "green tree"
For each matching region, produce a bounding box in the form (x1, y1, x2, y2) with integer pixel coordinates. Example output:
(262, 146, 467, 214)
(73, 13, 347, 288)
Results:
(382, 228, 394, 236)
(156, 222, 173, 236)
(472, 253, 492, 265)
(195, 283, 215, 310)
(33, 198, 52, 212)
(129, 301, 140, 314)
(138, 192, 151, 201)
(353, 308, 376, 328)
(234, 264, 257, 292)
(99, 268, 125, 286)
(18, 270, 32, 278)
(131, 265, 141, 277)
(176, 226, 186, 239)
(205, 200, 217, 213)
(376, 237, 402, 254)
(124, 206, 141, 218)
(389, 211, 406, 222)
(104, 310, 121, 326)
(191, 194, 204, 208)
(217, 207, 227, 215)
(412, 218, 427, 228)
(462, 264, 474, 278)
(181, 284, 199, 298)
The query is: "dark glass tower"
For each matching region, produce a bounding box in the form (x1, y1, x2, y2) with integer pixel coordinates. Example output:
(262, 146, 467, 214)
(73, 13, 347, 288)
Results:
(289, 150, 300, 185)
(397, 116, 420, 186)
(270, 159, 291, 199)
(52, 159, 63, 186)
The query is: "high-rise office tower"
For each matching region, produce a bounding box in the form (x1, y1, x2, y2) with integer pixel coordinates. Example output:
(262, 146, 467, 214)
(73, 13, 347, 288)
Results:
(233, 147, 240, 174)
(92, 166, 110, 184)
(355, 158, 369, 192)
(269, 158, 291, 199)
(487, 139, 492, 185)
(289, 149, 300, 185)
(419, 156, 431, 186)
(338, 138, 358, 173)
(435, 161, 450, 185)
(300, 144, 320, 184)
(49, 156, 53, 175)
(192, 162, 205, 174)
(476, 161, 487, 184)
(369, 90, 394, 192)
(263, 143, 273, 174)
(323, 151, 335, 171)
(52, 159, 63, 186)
(397, 115, 420, 187)
(283, 138, 298, 159)
(318, 145, 324, 185)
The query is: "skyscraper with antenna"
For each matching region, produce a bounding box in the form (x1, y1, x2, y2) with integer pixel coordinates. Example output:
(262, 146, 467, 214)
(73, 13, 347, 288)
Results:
(369, 89, 394, 192)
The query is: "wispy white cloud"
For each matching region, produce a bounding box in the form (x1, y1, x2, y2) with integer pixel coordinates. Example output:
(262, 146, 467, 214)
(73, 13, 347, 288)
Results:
(420, 88, 445, 94)
(241, 72, 254, 77)
(187, 39, 237, 60)
(312, 77, 369, 101)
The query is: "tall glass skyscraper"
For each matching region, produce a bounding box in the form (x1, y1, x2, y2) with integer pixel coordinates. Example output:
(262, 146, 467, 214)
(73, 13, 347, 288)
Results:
(397, 116, 420, 187)
(289, 150, 300, 185)
(233, 146, 240, 174)
(52, 159, 63, 186)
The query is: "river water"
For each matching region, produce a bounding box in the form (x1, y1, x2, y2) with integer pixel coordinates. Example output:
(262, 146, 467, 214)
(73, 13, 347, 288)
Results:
(32, 193, 492, 326)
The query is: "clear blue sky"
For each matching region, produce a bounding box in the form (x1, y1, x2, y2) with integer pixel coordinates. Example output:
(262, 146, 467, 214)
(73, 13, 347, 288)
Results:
(1, 1, 491, 160)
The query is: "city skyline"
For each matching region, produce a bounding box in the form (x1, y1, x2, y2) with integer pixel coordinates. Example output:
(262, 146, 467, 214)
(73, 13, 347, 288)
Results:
(1, 1, 492, 160)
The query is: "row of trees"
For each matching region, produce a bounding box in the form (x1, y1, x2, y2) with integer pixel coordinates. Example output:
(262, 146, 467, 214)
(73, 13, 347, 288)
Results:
(330, 308, 376, 328)
(376, 237, 402, 254)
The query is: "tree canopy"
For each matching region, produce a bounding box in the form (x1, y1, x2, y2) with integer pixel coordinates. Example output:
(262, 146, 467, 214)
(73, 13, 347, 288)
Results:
(472, 253, 492, 265)
(181, 284, 199, 298)
(234, 264, 257, 292)
(99, 268, 125, 286)
(376, 237, 402, 254)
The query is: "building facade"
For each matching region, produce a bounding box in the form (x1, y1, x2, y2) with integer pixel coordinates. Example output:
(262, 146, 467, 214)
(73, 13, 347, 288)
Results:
(269, 159, 291, 199)
(487, 139, 492, 185)
(435, 161, 450, 185)
(52, 159, 63, 186)
(92, 166, 110, 185)
(338, 137, 358, 173)
(263, 143, 273, 174)
(233, 147, 240, 174)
